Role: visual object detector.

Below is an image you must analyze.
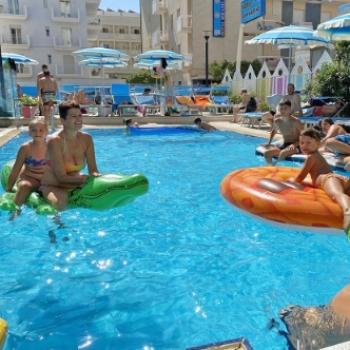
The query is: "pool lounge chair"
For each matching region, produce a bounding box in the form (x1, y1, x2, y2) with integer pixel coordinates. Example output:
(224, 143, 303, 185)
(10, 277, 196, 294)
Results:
(132, 93, 161, 116)
(238, 112, 264, 128)
(175, 96, 201, 116)
(208, 95, 232, 114)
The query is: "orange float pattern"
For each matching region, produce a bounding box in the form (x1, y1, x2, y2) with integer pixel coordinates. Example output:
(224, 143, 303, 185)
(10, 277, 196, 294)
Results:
(221, 166, 343, 230)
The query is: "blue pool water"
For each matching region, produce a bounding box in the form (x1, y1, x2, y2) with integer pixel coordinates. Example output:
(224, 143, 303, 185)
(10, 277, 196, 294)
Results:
(0, 128, 350, 350)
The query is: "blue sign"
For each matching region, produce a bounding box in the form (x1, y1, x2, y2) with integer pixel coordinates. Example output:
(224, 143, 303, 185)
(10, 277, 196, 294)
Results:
(213, 0, 225, 37)
(241, 0, 266, 24)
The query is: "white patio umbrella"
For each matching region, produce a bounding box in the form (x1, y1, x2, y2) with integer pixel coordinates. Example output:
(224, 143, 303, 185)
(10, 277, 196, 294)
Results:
(245, 25, 330, 78)
(73, 47, 129, 61)
(2, 53, 39, 65)
(317, 12, 350, 41)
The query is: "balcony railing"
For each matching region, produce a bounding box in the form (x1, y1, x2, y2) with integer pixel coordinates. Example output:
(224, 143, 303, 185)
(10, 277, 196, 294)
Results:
(17, 65, 33, 78)
(0, 5, 28, 20)
(54, 64, 83, 77)
(0, 35, 30, 49)
(51, 8, 80, 23)
(177, 15, 192, 32)
(152, 0, 167, 15)
(160, 32, 169, 43)
(53, 36, 81, 50)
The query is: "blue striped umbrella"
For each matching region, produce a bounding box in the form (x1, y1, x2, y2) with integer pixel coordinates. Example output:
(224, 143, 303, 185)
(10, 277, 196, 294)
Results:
(245, 25, 329, 46)
(79, 57, 128, 68)
(73, 47, 129, 61)
(134, 59, 181, 70)
(317, 13, 350, 41)
(246, 25, 330, 77)
(135, 50, 184, 62)
(2, 52, 39, 65)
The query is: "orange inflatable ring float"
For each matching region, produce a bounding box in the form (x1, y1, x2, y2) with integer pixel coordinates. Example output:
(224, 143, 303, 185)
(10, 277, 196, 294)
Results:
(221, 166, 343, 231)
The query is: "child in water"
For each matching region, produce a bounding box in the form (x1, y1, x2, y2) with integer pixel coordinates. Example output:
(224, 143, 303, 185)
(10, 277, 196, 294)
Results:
(6, 117, 48, 211)
(293, 128, 350, 236)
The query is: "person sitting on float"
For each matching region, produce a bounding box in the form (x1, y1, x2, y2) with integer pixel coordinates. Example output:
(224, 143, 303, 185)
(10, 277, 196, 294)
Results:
(6, 117, 48, 215)
(292, 128, 350, 235)
(260, 100, 303, 164)
(39, 101, 100, 211)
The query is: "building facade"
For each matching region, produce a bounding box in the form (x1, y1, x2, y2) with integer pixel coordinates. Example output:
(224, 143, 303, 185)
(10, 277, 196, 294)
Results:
(141, 0, 348, 83)
(0, 0, 101, 85)
(88, 9, 142, 79)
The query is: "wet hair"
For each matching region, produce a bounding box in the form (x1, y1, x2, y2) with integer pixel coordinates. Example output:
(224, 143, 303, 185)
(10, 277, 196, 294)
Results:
(241, 89, 248, 94)
(29, 116, 47, 131)
(322, 118, 334, 126)
(287, 83, 295, 89)
(301, 128, 322, 141)
(125, 119, 132, 126)
(43, 70, 50, 76)
(194, 118, 202, 124)
(42, 64, 48, 70)
(58, 101, 80, 119)
(278, 100, 291, 108)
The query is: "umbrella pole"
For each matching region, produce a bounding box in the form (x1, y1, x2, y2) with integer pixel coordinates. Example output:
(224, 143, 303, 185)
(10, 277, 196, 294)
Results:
(288, 46, 292, 83)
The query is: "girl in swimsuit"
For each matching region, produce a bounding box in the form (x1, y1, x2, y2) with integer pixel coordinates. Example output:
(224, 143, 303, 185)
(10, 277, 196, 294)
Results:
(293, 128, 350, 236)
(40, 101, 100, 210)
(6, 117, 48, 209)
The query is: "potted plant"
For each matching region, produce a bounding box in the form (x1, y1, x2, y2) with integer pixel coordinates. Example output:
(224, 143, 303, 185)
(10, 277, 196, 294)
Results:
(19, 95, 39, 118)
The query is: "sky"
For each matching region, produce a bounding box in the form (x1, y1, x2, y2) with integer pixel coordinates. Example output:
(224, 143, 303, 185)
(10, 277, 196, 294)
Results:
(100, 0, 140, 12)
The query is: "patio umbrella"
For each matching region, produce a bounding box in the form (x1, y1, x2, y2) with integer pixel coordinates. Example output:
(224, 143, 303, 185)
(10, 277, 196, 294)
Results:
(317, 13, 350, 41)
(73, 47, 129, 61)
(79, 57, 128, 68)
(135, 50, 184, 62)
(134, 59, 181, 70)
(2, 53, 39, 65)
(245, 25, 330, 76)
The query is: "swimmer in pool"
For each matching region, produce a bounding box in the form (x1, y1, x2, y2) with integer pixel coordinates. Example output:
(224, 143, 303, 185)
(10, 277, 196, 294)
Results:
(6, 117, 48, 210)
(194, 118, 217, 132)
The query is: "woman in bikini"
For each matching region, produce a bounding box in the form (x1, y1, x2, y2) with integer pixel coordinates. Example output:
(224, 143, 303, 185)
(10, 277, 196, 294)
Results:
(293, 128, 350, 236)
(40, 101, 100, 210)
(6, 117, 48, 209)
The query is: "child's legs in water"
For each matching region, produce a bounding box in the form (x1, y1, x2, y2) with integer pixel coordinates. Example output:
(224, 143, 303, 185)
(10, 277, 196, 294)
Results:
(14, 175, 40, 206)
(322, 176, 350, 229)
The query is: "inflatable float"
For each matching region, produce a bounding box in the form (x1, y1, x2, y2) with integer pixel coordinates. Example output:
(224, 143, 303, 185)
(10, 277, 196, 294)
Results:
(0, 319, 7, 350)
(0, 161, 149, 215)
(221, 166, 343, 230)
(255, 145, 346, 171)
(128, 126, 200, 136)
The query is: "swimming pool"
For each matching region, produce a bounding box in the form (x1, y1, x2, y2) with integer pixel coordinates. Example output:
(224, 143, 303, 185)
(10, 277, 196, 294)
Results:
(0, 128, 349, 350)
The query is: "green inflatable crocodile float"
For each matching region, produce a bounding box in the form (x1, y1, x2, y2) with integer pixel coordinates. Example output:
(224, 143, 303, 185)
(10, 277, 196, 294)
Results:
(0, 161, 149, 215)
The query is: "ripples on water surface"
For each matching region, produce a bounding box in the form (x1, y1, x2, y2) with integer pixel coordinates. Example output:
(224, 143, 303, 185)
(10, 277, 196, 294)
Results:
(0, 128, 349, 350)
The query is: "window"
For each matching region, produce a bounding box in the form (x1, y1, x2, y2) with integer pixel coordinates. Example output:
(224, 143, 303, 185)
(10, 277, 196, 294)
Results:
(305, 1, 321, 29)
(45, 27, 50, 37)
(59, 0, 71, 16)
(133, 28, 140, 35)
(10, 26, 22, 44)
(177, 8, 180, 18)
(8, 0, 19, 15)
(43, 0, 47, 8)
(282, 1, 293, 25)
(102, 27, 109, 33)
(48, 55, 52, 64)
(61, 27, 72, 45)
(16, 63, 24, 73)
